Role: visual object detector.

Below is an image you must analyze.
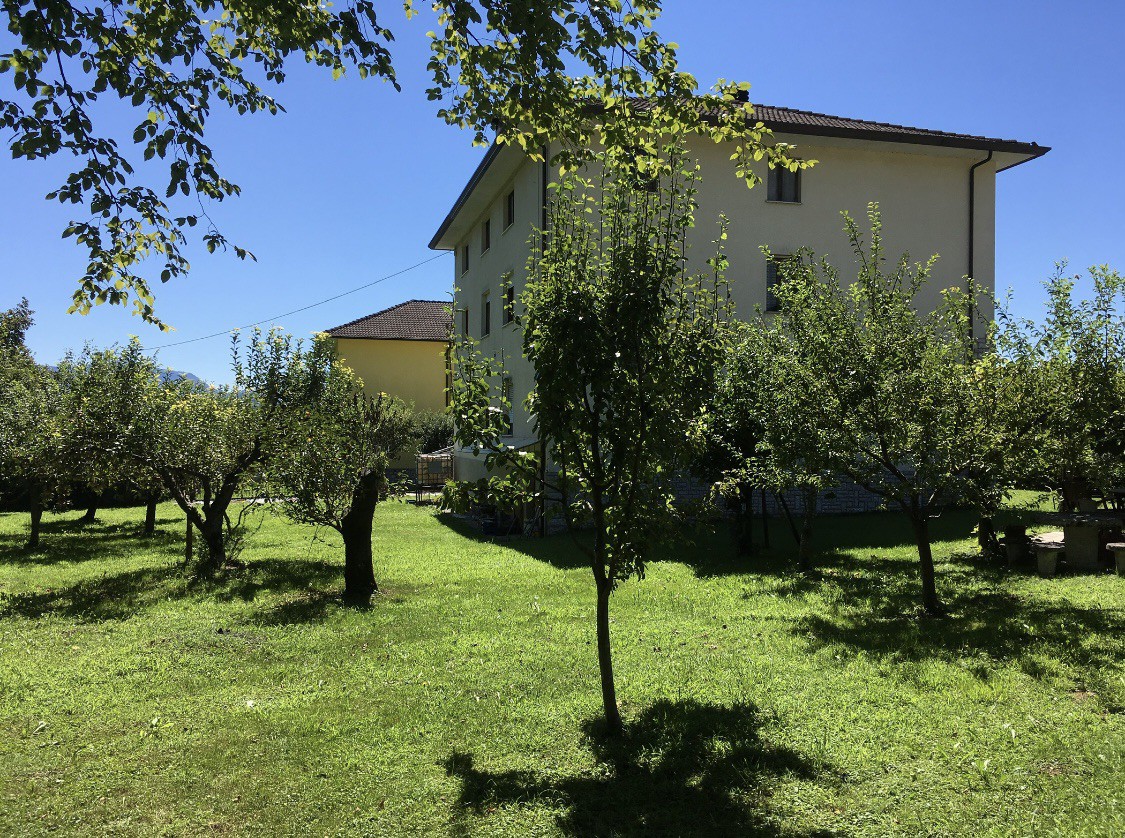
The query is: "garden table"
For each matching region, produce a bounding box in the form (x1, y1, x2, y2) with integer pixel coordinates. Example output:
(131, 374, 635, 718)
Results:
(1033, 512, 1125, 570)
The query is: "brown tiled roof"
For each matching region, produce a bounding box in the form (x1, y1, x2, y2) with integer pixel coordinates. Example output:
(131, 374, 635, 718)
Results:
(699, 102, 1047, 156)
(325, 299, 451, 342)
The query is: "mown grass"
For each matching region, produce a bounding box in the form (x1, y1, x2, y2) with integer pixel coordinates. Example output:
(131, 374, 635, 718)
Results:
(0, 500, 1121, 836)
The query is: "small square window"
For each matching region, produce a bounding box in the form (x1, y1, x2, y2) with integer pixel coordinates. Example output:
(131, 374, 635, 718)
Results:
(460, 245, 470, 274)
(765, 255, 794, 312)
(481, 219, 491, 253)
(767, 166, 801, 203)
(503, 283, 515, 324)
(481, 293, 491, 337)
(504, 189, 515, 229)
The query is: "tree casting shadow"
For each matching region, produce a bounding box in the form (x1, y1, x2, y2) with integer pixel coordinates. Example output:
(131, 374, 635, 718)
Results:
(0, 557, 344, 624)
(0, 515, 184, 565)
(444, 698, 838, 837)
(795, 551, 1125, 707)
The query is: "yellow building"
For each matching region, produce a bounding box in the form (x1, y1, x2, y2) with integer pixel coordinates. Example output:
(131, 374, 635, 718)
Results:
(325, 299, 451, 415)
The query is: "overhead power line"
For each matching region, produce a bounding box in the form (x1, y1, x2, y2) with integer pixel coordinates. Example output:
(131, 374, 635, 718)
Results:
(148, 251, 451, 351)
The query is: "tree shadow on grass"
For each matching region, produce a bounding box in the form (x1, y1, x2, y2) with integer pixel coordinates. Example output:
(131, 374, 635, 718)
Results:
(444, 699, 838, 837)
(434, 512, 592, 571)
(671, 508, 991, 580)
(0, 557, 344, 624)
(0, 516, 184, 565)
(794, 550, 1125, 707)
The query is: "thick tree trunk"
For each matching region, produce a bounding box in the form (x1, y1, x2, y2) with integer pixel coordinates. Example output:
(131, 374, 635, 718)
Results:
(196, 517, 226, 576)
(340, 472, 381, 605)
(977, 515, 1001, 558)
(595, 575, 622, 734)
(27, 485, 43, 550)
(909, 506, 942, 615)
(143, 494, 158, 537)
(81, 499, 98, 524)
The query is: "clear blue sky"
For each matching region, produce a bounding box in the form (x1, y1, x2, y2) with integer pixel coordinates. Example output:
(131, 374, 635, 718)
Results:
(3, 1, 1122, 382)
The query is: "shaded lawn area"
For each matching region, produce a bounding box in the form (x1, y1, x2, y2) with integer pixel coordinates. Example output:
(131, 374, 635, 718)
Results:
(0, 501, 1122, 836)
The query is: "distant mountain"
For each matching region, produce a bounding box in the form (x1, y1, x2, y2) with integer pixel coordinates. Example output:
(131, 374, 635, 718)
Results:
(44, 364, 205, 386)
(161, 369, 204, 385)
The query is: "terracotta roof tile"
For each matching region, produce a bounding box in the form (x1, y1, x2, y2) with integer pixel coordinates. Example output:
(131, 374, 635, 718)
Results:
(710, 102, 1046, 153)
(325, 299, 451, 342)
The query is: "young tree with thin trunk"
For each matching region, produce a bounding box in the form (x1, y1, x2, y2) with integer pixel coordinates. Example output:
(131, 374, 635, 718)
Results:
(766, 205, 996, 615)
(138, 329, 326, 574)
(0, 300, 64, 550)
(451, 149, 732, 733)
(710, 322, 834, 573)
(268, 341, 415, 605)
(55, 340, 166, 531)
(992, 264, 1125, 510)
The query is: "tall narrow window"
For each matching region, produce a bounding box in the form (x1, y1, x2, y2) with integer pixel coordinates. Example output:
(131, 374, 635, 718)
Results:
(765, 254, 794, 312)
(460, 244, 470, 274)
(503, 280, 515, 324)
(767, 166, 801, 203)
(461, 307, 470, 337)
(444, 345, 453, 408)
(481, 218, 491, 253)
(504, 189, 515, 229)
(481, 292, 491, 336)
(501, 376, 514, 436)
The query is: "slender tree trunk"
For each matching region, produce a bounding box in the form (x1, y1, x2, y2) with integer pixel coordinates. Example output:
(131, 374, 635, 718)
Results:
(908, 503, 942, 615)
(760, 487, 770, 549)
(143, 493, 158, 537)
(797, 487, 818, 573)
(185, 514, 194, 563)
(27, 484, 43, 550)
(590, 495, 622, 735)
(595, 574, 622, 734)
(730, 489, 746, 557)
(340, 472, 381, 605)
(739, 482, 754, 556)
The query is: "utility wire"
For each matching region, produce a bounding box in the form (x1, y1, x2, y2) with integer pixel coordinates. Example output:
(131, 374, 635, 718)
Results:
(147, 251, 451, 351)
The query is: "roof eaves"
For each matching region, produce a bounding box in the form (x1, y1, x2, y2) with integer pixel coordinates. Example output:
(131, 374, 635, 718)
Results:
(428, 142, 505, 251)
(758, 118, 1049, 158)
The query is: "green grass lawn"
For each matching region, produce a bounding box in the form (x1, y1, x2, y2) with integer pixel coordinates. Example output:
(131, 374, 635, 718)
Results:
(0, 501, 1122, 836)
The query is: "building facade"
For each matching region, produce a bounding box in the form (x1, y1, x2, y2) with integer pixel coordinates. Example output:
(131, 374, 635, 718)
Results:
(429, 104, 1047, 482)
(325, 299, 451, 466)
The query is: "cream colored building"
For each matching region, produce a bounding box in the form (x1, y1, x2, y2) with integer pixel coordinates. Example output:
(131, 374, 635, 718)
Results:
(429, 104, 1048, 480)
